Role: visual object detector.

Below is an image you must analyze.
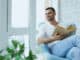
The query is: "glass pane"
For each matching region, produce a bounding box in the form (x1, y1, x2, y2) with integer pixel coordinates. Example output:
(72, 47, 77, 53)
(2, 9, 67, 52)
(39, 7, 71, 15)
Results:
(11, 0, 29, 28)
(8, 35, 29, 57)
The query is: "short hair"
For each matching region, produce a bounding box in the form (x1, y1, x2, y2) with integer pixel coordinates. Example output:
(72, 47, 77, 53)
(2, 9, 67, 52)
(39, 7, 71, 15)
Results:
(45, 7, 55, 12)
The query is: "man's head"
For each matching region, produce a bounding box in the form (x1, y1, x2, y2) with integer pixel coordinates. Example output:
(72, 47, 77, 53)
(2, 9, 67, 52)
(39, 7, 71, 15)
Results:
(45, 7, 56, 21)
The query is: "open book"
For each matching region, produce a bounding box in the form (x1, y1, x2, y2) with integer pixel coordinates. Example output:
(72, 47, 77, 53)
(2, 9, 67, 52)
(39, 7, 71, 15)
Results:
(53, 24, 76, 39)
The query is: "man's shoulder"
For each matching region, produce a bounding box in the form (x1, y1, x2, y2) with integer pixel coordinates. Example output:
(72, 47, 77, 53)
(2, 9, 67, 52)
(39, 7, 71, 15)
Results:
(39, 22, 51, 28)
(38, 22, 54, 32)
(59, 22, 69, 28)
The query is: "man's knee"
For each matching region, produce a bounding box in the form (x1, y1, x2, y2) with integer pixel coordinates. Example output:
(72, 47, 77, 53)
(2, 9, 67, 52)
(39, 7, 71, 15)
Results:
(66, 47, 80, 60)
(75, 35, 80, 48)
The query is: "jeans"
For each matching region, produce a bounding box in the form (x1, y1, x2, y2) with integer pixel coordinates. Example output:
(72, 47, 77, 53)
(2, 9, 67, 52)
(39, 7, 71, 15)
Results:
(40, 35, 80, 60)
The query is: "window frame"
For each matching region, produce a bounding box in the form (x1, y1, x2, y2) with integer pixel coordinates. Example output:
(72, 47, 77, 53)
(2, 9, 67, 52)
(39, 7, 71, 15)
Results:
(7, 0, 59, 53)
(7, 0, 37, 53)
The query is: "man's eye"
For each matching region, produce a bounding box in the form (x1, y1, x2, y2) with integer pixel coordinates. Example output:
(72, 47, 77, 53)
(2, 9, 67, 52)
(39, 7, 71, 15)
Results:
(48, 12, 52, 14)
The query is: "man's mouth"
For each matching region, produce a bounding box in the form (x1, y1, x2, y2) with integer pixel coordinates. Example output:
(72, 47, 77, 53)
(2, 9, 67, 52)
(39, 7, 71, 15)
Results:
(48, 19, 53, 21)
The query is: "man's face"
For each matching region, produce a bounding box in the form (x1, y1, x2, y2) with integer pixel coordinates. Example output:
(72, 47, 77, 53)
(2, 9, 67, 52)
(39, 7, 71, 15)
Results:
(45, 9, 56, 21)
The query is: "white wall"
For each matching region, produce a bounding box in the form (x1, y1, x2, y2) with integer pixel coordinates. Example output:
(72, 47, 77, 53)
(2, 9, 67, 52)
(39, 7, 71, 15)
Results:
(0, 0, 8, 50)
(60, 0, 80, 35)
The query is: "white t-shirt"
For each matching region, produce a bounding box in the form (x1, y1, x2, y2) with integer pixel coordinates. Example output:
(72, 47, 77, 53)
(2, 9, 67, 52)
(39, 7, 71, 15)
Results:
(38, 22, 69, 47)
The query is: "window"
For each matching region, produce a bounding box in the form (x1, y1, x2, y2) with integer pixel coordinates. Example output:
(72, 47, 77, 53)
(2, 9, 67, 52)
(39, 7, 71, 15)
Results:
(11, 0, 29, 28)
(8, 0, 59, 55)
(8, 0, 30, 56)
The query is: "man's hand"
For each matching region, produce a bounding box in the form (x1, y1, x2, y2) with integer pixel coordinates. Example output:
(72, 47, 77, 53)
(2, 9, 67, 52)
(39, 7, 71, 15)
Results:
(38, 38, 46, 44)
(38, 34, 62, 44)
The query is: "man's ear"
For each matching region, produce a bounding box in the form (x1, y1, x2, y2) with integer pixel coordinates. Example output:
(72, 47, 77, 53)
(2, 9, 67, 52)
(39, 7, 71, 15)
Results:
(53, 12, 56, 15)
(55, 12, 56, 15)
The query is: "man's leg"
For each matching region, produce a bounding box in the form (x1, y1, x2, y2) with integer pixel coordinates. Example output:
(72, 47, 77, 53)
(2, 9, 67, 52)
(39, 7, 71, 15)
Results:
(66, 47, 80, 60)
(50, 35, 80, 57)
(37, 50, 70, 60)
(42, 53, 70, 60)
(75, 35, 80, 48)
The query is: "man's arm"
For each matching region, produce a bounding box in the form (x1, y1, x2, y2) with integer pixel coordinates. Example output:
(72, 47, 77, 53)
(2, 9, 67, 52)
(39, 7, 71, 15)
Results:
(38, 28, 70, 44)
(38, 24, 74, 44)
(38, 35, 64, 44)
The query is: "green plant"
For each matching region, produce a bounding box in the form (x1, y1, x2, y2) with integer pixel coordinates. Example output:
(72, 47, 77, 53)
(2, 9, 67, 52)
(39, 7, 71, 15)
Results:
(0, 50, 5, 60)
(6, 40, 25, 60)
(25, 50, 36, 60)
(0, 40, 36, 60)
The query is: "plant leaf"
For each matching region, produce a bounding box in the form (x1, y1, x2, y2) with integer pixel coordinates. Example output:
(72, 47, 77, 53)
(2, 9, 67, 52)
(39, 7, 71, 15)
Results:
(12, 40, 19, 49)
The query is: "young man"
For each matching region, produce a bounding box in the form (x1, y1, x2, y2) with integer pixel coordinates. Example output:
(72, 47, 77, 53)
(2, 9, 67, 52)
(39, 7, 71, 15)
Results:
(37, 7, 80, 60)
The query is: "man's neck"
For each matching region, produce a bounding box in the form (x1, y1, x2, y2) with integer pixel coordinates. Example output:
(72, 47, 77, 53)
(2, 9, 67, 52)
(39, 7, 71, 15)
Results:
(50, 19, 58, 27)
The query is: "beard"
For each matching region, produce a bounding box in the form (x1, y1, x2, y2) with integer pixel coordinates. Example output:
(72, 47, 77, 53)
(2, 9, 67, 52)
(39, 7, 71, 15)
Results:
(47, 18, 54, 21)
(46, 16, 55, 21)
